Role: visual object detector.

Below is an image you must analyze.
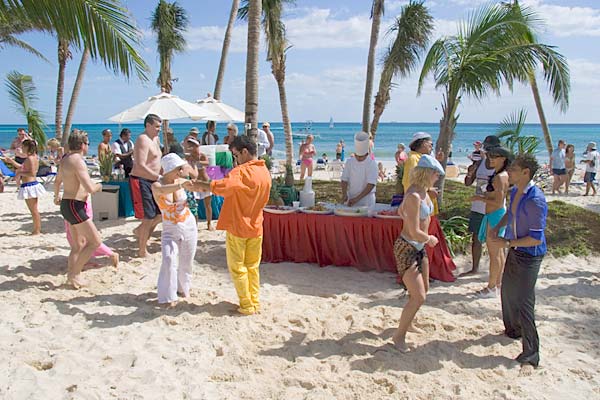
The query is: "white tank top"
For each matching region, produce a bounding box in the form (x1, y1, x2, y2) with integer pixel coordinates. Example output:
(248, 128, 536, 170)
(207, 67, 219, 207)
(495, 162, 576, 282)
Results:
(471, 160, 496, 214)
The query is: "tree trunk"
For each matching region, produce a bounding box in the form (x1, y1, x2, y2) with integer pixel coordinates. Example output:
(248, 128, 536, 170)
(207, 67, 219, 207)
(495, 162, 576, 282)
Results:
(529, 71, 553, 157)
(214, 0, 240, 100)
(361, 0, 384, 134)
(62, 48, 90, 147)
(370, 87, 388, 139)
(244, 0, 261, 143)
(274, 70, 294, 167)
(434, 93, 459, 207)
(55, 39, 70, 141)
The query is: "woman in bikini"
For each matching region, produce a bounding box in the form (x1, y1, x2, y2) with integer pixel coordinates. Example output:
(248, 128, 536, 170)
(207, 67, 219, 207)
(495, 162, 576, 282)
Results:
(6, 139, 45, 235)
(299, 134, 316, 180)
(151, 153, 200, 306)
(392, 154, 444, 352)
(564, 144, 575, 194)
(472, 146, 512, 298)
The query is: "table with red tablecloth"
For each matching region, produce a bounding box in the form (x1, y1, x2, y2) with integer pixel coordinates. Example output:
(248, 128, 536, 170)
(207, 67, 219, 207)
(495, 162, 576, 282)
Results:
(262, 213, 456, 282)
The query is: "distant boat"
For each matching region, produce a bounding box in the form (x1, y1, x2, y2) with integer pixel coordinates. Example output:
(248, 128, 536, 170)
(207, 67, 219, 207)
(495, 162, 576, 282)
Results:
(329, 117, 334, 129)
(292, 120, 320, 140)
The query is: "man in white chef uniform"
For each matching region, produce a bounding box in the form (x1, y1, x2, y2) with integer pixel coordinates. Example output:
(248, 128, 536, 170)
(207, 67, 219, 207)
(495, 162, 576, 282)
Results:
(341, 131, 379, 207)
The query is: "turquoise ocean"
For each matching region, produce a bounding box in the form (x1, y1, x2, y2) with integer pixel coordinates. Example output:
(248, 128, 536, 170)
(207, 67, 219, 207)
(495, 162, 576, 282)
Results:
(1, 122, 599, 165)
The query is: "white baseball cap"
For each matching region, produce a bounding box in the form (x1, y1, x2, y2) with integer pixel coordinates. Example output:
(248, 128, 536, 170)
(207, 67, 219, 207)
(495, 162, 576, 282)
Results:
(409, 131, 432, 146)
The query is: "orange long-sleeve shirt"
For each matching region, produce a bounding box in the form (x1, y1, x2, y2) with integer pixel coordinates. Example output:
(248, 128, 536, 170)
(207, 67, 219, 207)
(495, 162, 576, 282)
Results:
(210, 159, 271, 238)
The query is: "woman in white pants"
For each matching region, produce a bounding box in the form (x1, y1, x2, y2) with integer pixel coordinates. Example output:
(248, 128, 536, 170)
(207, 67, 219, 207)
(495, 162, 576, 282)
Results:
(152, 153, 201, 306)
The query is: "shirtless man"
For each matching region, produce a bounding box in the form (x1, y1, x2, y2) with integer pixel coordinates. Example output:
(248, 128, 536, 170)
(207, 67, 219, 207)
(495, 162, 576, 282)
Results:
(98, 128, 112, 158)
(54, 131, 103, 288)
(130, 114, 163, 257)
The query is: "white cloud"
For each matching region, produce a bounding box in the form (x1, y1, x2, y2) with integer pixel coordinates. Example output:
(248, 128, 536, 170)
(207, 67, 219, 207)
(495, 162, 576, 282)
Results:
(185, 24, 249, 52)
(568, 58, 600, 87)
(522, 0, 600, 37)
(284, 9, 372, 49)
(183, 8, 372, 52)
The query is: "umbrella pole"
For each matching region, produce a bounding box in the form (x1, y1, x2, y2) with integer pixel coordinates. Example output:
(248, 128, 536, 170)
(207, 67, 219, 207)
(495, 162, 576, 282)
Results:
(162, 119, 170, 154)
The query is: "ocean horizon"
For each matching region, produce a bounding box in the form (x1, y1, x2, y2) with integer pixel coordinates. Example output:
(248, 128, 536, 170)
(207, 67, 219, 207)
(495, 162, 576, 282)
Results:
(2, 121, 599, 165)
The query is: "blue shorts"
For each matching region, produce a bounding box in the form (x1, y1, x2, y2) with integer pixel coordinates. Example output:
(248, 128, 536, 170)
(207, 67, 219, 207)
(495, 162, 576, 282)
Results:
(584, 172, 596, 183)
(552, 168, 566, 176)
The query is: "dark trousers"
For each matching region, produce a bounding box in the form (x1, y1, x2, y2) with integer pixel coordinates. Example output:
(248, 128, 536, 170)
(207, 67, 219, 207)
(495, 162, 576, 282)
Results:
(501, 249, 543, 367)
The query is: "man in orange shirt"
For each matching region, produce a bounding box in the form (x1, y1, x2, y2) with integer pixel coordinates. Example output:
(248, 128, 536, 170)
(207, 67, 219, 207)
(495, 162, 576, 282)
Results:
(197, 135, 271, 315)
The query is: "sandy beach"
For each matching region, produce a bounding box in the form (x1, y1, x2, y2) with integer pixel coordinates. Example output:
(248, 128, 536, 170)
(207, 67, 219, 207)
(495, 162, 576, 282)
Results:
(0, 181, 599, 399)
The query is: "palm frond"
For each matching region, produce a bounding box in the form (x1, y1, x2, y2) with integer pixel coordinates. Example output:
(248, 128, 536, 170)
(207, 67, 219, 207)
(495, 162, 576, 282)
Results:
(4, 71, 46, 149)
(2, 0, 149, 81)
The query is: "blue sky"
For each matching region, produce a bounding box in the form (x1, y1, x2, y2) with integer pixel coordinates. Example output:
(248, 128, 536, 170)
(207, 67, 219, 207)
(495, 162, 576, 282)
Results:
(1, 0, 599, 124)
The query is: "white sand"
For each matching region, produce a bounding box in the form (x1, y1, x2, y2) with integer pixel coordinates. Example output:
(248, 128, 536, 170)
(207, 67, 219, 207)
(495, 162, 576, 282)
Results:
(0, 182, 599, 399)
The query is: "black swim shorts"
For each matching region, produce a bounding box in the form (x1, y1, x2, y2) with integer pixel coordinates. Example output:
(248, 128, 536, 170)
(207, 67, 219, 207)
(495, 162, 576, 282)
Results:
(60, 199, 89, 225)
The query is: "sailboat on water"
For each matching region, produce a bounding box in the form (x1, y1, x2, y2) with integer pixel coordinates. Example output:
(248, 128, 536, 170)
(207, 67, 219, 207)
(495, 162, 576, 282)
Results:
(329, 116, 334, 129)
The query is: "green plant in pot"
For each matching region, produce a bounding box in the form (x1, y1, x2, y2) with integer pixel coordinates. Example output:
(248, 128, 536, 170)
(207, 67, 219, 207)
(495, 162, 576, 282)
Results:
(261, 154, 273, 171)
(99, 151, 115, 182)
(284, 163, 294, 186)
(268, 182, 285, 206)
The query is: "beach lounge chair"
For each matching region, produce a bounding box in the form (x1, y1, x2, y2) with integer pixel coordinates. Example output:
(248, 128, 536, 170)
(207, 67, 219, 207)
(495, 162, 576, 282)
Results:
(36, 164, 57, 186)
(316, 158, 327, 170)
(327, 160, 344, 180)
(0, 158, 16, 183)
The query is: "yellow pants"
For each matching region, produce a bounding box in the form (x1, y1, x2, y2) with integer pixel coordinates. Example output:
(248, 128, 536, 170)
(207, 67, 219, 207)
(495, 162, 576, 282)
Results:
(225, 232, 263, 313)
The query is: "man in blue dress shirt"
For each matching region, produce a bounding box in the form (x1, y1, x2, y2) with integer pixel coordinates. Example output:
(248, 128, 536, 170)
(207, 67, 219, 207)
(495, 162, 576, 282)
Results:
(492, 153, 547, 369)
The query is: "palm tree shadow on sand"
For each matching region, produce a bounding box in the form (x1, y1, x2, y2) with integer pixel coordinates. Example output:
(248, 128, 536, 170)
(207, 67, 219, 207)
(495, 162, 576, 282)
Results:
(41, 292, 241, 329)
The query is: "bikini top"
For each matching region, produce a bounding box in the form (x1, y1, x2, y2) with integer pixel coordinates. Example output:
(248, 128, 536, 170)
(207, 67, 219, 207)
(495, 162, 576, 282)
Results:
(157, 190, 190, 223)
(400, 194, 433, 220)
(419, 197, 434, 220)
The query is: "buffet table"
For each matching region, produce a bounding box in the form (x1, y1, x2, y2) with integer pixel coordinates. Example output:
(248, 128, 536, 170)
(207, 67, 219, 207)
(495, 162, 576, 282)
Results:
(262, 213, 456, 282)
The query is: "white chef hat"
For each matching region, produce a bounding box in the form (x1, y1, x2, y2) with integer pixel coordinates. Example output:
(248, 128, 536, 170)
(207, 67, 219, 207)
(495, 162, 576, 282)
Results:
(354, 131, 370, 156)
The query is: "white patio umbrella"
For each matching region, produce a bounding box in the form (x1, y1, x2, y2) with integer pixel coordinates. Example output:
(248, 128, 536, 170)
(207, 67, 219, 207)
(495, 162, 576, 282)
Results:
(108, 92, 218, 123)
(194, 94, 245, 122)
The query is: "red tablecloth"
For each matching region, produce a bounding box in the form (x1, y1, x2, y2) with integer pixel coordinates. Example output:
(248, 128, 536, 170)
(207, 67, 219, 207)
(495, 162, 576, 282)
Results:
(262, 213, 456, 282)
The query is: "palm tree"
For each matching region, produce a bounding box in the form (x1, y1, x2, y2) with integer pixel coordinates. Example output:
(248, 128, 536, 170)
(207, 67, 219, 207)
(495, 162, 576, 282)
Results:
(497, 109, 540, 154)
(361, 0, 384, 134)
(5, 71, 46, 149)
(371, 0, 432, 139)
(151, 0, 189, 152)
(1, 0, 150, 145)
(55, 39, 71, 141)
(503, 0, 570, 157)
(214, 0, 240, 101)
(63, 48, 90, 140)
(243, 0, 262, 143)
(418, 3, 569, 204)
(239, 0, 295, 168)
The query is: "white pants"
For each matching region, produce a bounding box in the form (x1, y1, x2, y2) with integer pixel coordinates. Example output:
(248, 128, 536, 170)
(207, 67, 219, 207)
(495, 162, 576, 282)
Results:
(157, 215, 198, 303)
